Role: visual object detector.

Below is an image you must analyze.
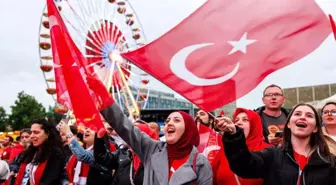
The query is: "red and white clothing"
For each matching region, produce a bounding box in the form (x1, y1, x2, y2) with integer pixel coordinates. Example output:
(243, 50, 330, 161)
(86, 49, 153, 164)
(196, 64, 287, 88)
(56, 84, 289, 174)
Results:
(66, 145, 93, 185)
(212, 108, 271, 185)
(0, 146, 12, 161)
(168, 155, 189, 179)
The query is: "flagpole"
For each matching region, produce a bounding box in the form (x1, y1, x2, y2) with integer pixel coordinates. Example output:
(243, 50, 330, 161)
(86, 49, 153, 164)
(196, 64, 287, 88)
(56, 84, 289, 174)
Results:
(116, 63, 140, 116)
(208, 111, 232, 132)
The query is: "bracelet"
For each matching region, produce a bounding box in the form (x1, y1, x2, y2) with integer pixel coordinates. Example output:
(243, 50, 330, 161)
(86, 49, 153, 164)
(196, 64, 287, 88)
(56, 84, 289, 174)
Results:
(66, 133, 73, 139)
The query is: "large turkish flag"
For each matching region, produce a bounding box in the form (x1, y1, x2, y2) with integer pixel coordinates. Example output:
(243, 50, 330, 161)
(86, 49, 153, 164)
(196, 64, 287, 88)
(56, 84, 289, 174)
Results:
(122, 0, 331, 111)
(47, 0, 103, 129)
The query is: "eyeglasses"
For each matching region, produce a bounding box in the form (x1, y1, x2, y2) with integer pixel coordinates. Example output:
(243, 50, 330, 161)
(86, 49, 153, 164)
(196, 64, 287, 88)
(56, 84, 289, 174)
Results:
(264, 93, 283, 98)
(322, 110, 336, 115)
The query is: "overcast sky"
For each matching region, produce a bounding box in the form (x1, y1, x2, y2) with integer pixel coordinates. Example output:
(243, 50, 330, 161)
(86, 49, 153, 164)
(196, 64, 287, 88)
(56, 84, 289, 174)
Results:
(0, 0, 335, 113)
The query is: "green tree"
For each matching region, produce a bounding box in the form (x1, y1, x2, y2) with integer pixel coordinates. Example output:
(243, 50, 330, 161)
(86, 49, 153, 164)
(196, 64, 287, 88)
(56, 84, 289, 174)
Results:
(8, 91, 46, 130)
(0, 106, 8, 131)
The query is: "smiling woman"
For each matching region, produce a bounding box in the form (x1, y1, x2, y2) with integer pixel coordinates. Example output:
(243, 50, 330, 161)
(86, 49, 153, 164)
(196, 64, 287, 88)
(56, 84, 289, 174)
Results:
(321, 102, 336, 140)
(87, 75, 212, 185)
(217, 103, 336, 185)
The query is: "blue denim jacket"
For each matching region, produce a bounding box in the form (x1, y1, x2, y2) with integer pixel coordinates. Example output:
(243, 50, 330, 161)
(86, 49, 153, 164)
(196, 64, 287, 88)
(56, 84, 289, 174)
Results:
(68, 139, 94, 165)
(61, 139, 95, 185)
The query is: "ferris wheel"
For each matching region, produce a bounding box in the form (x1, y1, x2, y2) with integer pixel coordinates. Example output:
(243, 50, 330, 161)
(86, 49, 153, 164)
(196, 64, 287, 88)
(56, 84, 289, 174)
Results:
(38, 0, 151, 116)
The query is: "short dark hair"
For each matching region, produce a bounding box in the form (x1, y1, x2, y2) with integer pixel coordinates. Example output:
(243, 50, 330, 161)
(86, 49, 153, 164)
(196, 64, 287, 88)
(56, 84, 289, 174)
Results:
(263, 84, 283, 96)
(20, 128, 31, 137)
(5, 136, 13, 143)
(16, 136, 21, 142)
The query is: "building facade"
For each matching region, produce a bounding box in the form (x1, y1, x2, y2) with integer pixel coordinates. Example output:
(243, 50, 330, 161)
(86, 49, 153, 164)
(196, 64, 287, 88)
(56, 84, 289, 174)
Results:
(131, 86, 236, 117)
(283, 83, 336, 109)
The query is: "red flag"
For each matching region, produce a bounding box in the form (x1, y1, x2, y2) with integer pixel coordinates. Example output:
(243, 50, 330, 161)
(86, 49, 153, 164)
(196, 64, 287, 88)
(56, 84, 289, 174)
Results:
(122, 0, 331, 111)
(219, 111, 225, 117)
(329, 14, 336, 40)
(197, 123, 222, 164)
(47, 0, 103, 129)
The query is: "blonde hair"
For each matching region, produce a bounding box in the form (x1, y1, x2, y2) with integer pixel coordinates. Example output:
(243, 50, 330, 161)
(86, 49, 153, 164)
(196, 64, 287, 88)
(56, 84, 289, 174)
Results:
(323, 128, 336, 156)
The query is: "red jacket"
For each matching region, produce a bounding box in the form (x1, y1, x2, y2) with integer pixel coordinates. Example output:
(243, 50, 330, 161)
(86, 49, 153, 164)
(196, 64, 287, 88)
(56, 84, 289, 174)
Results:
(212, 108, 271, 185)
(9, 144, 24, 163)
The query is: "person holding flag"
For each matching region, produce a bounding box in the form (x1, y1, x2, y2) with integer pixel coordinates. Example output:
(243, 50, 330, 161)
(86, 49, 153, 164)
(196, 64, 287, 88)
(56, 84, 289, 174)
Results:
(86, 75, 212, 185)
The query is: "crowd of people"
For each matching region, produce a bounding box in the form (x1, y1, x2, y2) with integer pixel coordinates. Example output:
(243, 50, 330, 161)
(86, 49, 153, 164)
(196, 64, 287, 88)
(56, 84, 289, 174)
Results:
(0, 80, 335, 185)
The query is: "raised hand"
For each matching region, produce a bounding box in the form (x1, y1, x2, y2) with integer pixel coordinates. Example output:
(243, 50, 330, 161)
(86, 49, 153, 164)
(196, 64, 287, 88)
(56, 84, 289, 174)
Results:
(97, 128, 107, 138)
(86, 75, 114, 111)
(215, 116, 237, 135)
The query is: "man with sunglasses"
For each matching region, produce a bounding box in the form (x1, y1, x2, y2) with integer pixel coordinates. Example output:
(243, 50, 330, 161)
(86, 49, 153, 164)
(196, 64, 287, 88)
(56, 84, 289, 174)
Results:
(255, 84, 289, 146)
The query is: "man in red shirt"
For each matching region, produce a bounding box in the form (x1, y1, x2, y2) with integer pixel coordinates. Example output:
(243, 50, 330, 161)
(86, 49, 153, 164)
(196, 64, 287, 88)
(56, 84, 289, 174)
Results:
(8, 129, 31, 162)
(0, 136, 13, 162)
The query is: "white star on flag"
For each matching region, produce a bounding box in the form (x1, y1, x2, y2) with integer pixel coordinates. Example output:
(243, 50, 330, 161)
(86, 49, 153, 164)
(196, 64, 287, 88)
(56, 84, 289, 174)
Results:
(228, 32, 257, 55)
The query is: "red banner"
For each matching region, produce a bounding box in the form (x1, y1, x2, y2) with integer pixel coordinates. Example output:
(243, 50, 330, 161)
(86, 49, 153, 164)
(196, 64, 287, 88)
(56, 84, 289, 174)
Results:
(197, 123, 222, 164)
(47, 0, 103, 129)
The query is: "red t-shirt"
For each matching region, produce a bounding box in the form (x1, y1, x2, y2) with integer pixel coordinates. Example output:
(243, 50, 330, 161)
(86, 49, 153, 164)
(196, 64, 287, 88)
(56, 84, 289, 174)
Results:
(169, 155, 189, 179)
(9, 144, 24, 163)
(293, 151, 308, 185)
(0, 146, 12, 161)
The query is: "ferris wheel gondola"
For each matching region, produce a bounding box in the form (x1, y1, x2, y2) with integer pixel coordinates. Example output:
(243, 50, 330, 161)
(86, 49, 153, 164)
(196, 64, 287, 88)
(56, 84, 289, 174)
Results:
(38, 0, 151, 117)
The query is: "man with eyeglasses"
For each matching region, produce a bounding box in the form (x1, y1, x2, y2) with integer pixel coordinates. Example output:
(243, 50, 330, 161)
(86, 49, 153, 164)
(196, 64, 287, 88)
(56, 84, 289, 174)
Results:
(255, 84, 289, 146)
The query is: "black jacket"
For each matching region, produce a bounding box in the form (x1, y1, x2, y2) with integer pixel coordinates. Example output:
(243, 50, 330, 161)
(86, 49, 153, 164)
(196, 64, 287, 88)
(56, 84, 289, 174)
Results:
(94, 137, 144, 185)
(63, 144, 72, 162)
(11, 147, 65, 185)
(85, 162, 114, 185)
(254, 106, 289, 142)
(223, 127, 336, 185)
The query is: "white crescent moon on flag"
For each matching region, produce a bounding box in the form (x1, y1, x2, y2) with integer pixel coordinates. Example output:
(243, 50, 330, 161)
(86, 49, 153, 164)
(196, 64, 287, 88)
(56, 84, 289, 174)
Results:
(170, 43, 240, 86)
(201, 145, 221, 158)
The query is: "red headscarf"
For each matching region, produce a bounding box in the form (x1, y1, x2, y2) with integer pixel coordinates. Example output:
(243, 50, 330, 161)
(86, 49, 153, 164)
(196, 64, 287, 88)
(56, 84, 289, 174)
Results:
(133, 124, 159, 172)
(233, 108, 271, 151)
(167, 111, 200, 160)
(212, 108, 270, 185)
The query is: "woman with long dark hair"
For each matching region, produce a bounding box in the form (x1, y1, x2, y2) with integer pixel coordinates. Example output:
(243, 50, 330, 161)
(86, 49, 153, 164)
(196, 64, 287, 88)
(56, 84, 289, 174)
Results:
(14, 118, 65, 185)
(216, 103, 336, 185)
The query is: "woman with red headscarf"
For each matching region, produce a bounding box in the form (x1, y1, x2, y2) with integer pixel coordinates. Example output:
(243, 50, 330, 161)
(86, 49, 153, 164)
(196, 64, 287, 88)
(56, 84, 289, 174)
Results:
(212, 108, 271, 185)
(87, 76, 212, 185)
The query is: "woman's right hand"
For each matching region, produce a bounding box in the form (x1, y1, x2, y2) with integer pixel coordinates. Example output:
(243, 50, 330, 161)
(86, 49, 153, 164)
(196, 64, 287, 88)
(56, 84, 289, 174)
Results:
(86, 75, 114, 111)
(215, 117, 237, 135)
(58, 121, 72, 136)
(97, 128, 107, 139)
